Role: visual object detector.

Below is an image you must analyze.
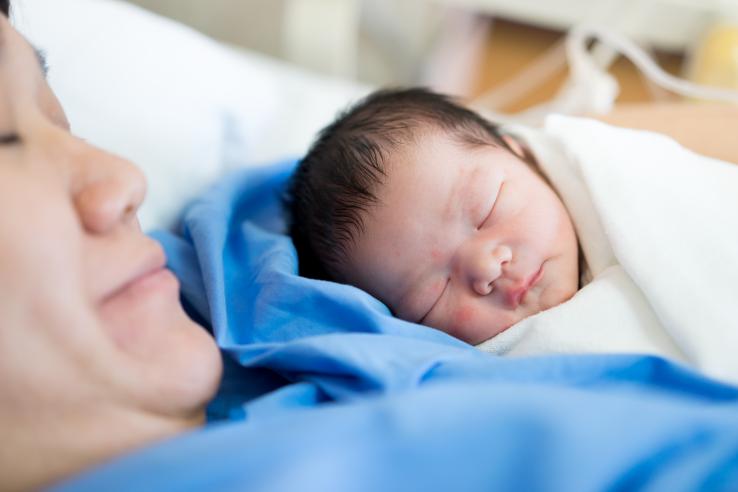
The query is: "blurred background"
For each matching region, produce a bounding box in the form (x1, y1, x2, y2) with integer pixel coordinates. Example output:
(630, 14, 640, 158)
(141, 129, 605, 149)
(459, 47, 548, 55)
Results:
(124, 0, 738, 112)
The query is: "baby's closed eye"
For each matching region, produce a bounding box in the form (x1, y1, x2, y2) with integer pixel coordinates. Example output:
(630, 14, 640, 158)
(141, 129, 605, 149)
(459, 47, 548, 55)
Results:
(476, 181, 505, 230)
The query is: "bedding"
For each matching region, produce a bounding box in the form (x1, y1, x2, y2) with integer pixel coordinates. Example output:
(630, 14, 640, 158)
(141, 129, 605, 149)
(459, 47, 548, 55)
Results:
(52, 157, 738, 491)
(53, 357, 738, 491)
(15, 0, 368, 230)
(17, 1, 738, 488)
(479, 116, 738, 385)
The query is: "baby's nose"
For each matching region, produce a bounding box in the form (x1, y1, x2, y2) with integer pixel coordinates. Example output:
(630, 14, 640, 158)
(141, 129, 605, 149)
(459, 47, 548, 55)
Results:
(470, 245, 512, 296)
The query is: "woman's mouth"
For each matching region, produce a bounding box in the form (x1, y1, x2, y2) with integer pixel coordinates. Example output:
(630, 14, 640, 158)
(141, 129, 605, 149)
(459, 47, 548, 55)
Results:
(100, 246, 178, 305)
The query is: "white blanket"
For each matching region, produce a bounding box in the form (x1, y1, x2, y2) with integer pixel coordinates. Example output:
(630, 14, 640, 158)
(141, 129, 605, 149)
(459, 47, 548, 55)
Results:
(477, 115, 738, 385)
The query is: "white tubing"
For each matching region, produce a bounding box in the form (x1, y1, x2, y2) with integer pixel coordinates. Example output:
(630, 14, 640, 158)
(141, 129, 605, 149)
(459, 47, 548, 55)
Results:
(568, 24, 738, 104)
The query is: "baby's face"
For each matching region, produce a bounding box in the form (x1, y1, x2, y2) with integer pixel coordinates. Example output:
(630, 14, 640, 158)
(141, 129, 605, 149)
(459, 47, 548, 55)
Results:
(341, 129, 580, 344)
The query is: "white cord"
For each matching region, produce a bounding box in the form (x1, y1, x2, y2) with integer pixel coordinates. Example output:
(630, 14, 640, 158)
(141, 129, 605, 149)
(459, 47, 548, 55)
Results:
(474, 19, 738, 127)
(568, 24, 738, 105)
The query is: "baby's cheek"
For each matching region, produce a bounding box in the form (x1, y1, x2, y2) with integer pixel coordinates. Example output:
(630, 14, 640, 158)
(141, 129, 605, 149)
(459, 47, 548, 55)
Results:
(420, 279, 447, 307)
(454, 304, 476, 326)
(430, 248, 443, 263)
(446, 303, 519, 344)
(445, 304, 477, 341)
(469, 202, 483, 221)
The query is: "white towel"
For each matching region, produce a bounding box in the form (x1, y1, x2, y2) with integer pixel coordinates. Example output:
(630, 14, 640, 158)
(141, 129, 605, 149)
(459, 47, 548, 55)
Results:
(478, 115, 738, 385)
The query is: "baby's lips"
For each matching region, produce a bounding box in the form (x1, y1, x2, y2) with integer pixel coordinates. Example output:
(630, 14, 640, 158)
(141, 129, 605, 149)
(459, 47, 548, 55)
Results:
(503, 264, 545, 309)
(504, 285, 526, 309)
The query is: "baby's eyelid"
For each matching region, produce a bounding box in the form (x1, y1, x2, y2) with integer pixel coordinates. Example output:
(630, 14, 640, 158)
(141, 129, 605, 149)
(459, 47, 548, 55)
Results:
(477, 203, 493, 230)
(418, 279, 449, 324)
(477, 181, 504, 229)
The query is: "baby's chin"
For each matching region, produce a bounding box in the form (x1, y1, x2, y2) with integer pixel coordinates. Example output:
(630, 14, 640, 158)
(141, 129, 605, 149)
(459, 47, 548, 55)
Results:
(477, 280, 578, 342)
(536, 277, 579, 314)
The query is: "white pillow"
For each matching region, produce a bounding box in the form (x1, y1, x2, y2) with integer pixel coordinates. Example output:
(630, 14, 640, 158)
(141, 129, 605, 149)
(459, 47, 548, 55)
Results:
(14, 0, 368, 229)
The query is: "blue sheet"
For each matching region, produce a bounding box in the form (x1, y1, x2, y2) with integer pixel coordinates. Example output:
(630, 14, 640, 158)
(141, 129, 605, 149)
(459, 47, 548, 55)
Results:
(54, 161, 738, 491)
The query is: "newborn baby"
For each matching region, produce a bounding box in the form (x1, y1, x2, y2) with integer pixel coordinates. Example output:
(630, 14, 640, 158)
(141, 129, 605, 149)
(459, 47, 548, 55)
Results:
(287, 88, 580, 344)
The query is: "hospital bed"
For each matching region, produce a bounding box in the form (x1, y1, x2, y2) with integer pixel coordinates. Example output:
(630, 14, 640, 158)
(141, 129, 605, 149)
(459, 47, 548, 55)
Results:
(15, 1, 738, 490)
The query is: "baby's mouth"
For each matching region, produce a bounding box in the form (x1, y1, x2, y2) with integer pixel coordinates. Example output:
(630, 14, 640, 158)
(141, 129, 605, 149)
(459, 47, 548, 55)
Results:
(505, 263, 545, 308)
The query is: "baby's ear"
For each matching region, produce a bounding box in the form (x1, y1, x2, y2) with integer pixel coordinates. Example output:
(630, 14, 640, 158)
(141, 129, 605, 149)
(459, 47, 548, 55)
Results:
(501, 135, 527, 159)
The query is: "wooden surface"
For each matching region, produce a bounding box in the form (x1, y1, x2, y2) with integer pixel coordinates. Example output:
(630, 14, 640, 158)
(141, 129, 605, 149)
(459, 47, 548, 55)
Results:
(469, 19, 738, 165)
(472, 18, 685, 112)
(594, 102, 738, 165)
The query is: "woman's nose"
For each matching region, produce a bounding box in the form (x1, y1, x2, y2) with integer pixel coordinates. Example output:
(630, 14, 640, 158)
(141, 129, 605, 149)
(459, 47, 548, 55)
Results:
(72, 147, 146, 234)
(463, 243, 512, 296)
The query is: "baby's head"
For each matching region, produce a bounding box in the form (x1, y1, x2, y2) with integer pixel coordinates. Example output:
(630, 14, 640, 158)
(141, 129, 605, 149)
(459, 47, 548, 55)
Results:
(287, 88, 579, 344)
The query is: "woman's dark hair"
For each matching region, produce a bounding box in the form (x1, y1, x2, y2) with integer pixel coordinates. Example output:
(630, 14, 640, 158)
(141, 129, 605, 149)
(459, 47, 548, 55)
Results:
(285, 87, 511, 280)
(1, 0, 9, 17)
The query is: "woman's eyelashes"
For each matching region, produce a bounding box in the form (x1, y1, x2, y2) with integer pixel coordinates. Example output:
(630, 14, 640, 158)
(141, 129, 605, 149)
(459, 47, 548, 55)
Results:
(0, 133, 20, 145)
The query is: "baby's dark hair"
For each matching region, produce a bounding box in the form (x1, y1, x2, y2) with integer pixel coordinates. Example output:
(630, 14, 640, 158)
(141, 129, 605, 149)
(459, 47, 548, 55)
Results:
(286, 87, 510, 280)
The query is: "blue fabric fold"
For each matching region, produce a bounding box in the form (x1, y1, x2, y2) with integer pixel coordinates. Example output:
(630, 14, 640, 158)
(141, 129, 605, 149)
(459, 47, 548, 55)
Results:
(153, 160, 475, 403)
(53, 161, 738, 491)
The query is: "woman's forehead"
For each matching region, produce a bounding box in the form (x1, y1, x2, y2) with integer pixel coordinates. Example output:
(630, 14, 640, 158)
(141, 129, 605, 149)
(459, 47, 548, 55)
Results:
(0, 16, 47, 78)
(0, 18, 68, 132)
(0, 14, 13, 47)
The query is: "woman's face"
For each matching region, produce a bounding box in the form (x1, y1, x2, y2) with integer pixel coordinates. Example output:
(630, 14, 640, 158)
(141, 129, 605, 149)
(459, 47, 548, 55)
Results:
(0, 17, 221, 425)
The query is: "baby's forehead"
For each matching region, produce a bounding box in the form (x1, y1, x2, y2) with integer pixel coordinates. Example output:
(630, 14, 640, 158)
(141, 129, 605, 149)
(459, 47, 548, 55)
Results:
(381, 135, 499, 196)
(360, 147, 490, 245)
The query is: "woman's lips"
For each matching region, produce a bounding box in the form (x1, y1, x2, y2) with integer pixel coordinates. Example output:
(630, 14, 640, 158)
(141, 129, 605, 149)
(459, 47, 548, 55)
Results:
(100, 246, 176, 304)
(505, 263, 545, 308)
(102, 266, 179, 309)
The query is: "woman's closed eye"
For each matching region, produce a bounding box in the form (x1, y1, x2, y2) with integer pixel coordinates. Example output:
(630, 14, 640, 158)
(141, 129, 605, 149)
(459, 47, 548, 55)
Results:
(0, 133, 20, 145)
(418, 278, 449, 324)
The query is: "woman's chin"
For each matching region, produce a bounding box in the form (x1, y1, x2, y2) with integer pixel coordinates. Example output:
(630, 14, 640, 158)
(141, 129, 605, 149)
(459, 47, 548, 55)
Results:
(99, 279, 223, 417)
(128, 314, 222, 418)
